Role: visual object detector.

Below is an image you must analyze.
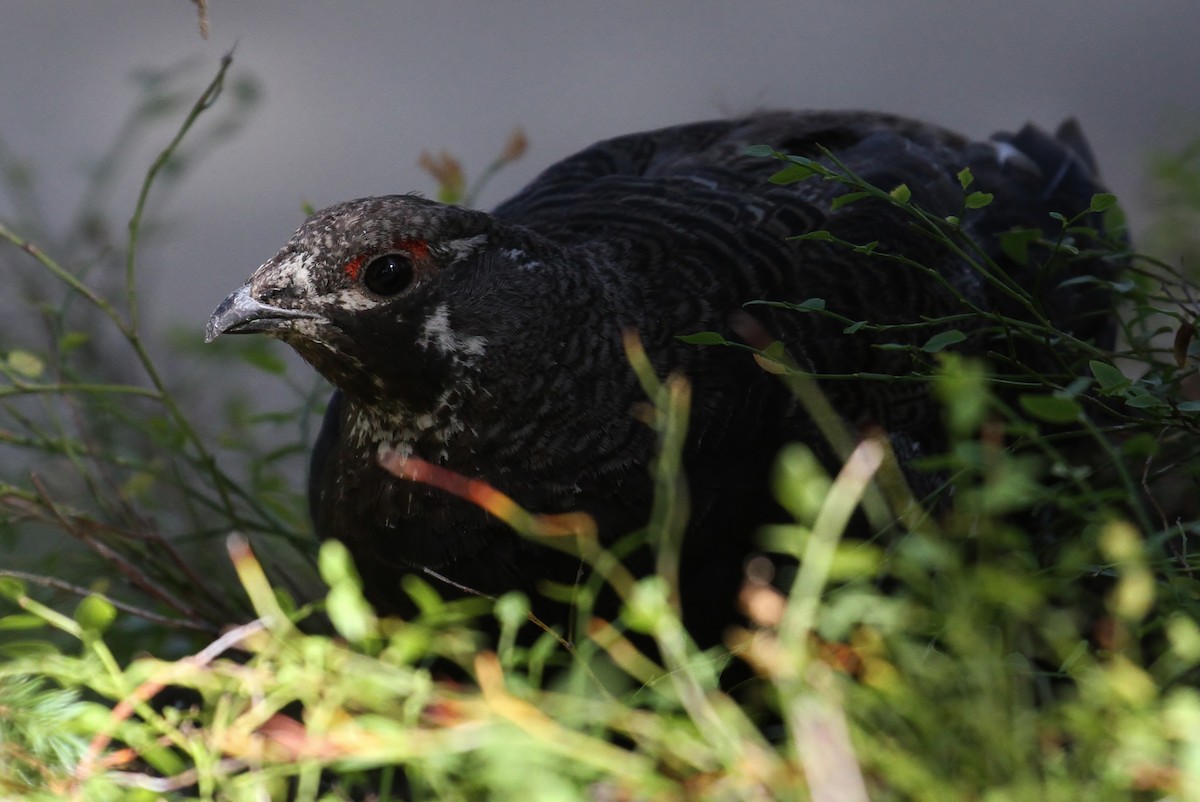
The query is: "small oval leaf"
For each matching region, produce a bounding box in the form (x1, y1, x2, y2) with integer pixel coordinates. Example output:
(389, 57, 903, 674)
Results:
(0, 578, 26, 599)
(1089, 360, 1129, 392)
(964, 191, 994, 209)
(998, 228, 1042, 266)
(769, 163, 817, 185)
(1125, 392, 1168, 409)
(1019, 394, 1082, 423)
(921, 329, 967, 353)
(74, 595, 116, 634)
(7, 350, 44, 378)
(318, 539, 359, 588)
(0, 614, 47, 631)
(678, 331, 731, 346)
(327, 584, 377, 643)
(831, 191, 871, 210)
(789, 230, 834, 242)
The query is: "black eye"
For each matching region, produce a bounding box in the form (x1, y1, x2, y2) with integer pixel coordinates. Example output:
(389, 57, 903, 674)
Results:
(363, 253, 414, 296)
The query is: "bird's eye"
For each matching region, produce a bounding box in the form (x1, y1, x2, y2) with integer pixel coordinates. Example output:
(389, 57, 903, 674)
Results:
(363, 253, 414, 296)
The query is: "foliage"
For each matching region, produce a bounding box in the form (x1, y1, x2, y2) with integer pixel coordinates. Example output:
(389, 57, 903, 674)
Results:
(2, 54, 1200, 801)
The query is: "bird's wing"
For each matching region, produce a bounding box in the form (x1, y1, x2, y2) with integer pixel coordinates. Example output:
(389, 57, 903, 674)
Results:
(308, 388, 344, 533)
(496, 110, 1115, 345)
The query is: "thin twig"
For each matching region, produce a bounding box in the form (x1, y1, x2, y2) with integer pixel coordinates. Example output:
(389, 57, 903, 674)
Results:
(29, 474, 206, 624)
(0, 570, 214, 632)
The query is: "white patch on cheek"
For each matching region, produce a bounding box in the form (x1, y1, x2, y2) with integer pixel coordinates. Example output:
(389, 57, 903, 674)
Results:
(417, 303, 487, 363)
(329, 288, 381, 312)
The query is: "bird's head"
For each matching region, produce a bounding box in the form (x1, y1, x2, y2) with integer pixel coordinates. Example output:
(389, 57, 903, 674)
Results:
(206, 195, 529, 416)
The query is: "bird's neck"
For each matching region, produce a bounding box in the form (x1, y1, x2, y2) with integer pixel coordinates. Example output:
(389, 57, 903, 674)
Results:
(341, 386, 473, 466)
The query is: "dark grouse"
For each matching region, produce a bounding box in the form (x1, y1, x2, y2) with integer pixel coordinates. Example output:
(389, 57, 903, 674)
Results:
(206, 111, 1117, 647)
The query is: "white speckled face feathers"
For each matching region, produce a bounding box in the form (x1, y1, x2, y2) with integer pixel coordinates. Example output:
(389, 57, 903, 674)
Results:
(219, 196, 493, 322)
(205, 195, 510, 418)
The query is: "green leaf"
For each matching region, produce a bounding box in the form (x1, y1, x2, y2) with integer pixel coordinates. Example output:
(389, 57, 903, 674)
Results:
(1061, 376, 1092, 398)
(1019, 394, 1082, 423)
(889, 183, 911, 203)
(73, 595, 116, 634)
(0, 640, 60, 658)
(1120, 432, 1159, 457)
(678, 331, 731, 346)
(957, 167, 974, 189)
(0, 578, 25, 599)
(964, 191, 994, 209)
(1102, 203, 1128, 239)
(789, 230, 834, 242)
(146, 416, 186, 449)
(1089, 360, 1129, 392)
(934, 353, 989, 436)
(769, 163, 817, 185)
(59, 332, 90, 352)
(843, 320, 867, 334)
(1167, 615, 1200, 662)
(401, 575, 444, 614)
(744, 144, 775, 158)
(828, 544, 883, 580)
(624, 577, 671, 634)
(1177, 401, 1200, 413)
(998, 228, 1042, 266)
(321, 538, 377, 641)
(138, 742, 188, 779)
(920, 329, 967, 353)
(794, 297, 826, 311)
(318, 539, 360, 588)
(0, 613, 46, 630)
(7, 350, 44, 378)
(831, 191, 871, 210)
(121, 471, 157, 500)
(1125, 391, 1168, 409)
(494, 592, 530, 630)
(327, 583, 377, 643)
(1089, 192, 1118, 213)
(773, 443, 831, 525)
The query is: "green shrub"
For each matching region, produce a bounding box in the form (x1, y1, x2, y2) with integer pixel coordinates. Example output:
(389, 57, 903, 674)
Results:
(2, 54, 1200, 801)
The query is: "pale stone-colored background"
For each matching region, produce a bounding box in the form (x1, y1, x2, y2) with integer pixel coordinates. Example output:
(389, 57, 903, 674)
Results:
(1, 1, 1196, 335)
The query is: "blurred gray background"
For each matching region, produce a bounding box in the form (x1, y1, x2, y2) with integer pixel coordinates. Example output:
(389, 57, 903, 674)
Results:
(1, 1, 1197, 338)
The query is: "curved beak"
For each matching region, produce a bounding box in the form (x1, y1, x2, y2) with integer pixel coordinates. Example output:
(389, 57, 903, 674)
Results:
(205, 284, 314, 343)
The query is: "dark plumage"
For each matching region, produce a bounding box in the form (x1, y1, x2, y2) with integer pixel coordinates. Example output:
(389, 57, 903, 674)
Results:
(206, 111, 1117, 646)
